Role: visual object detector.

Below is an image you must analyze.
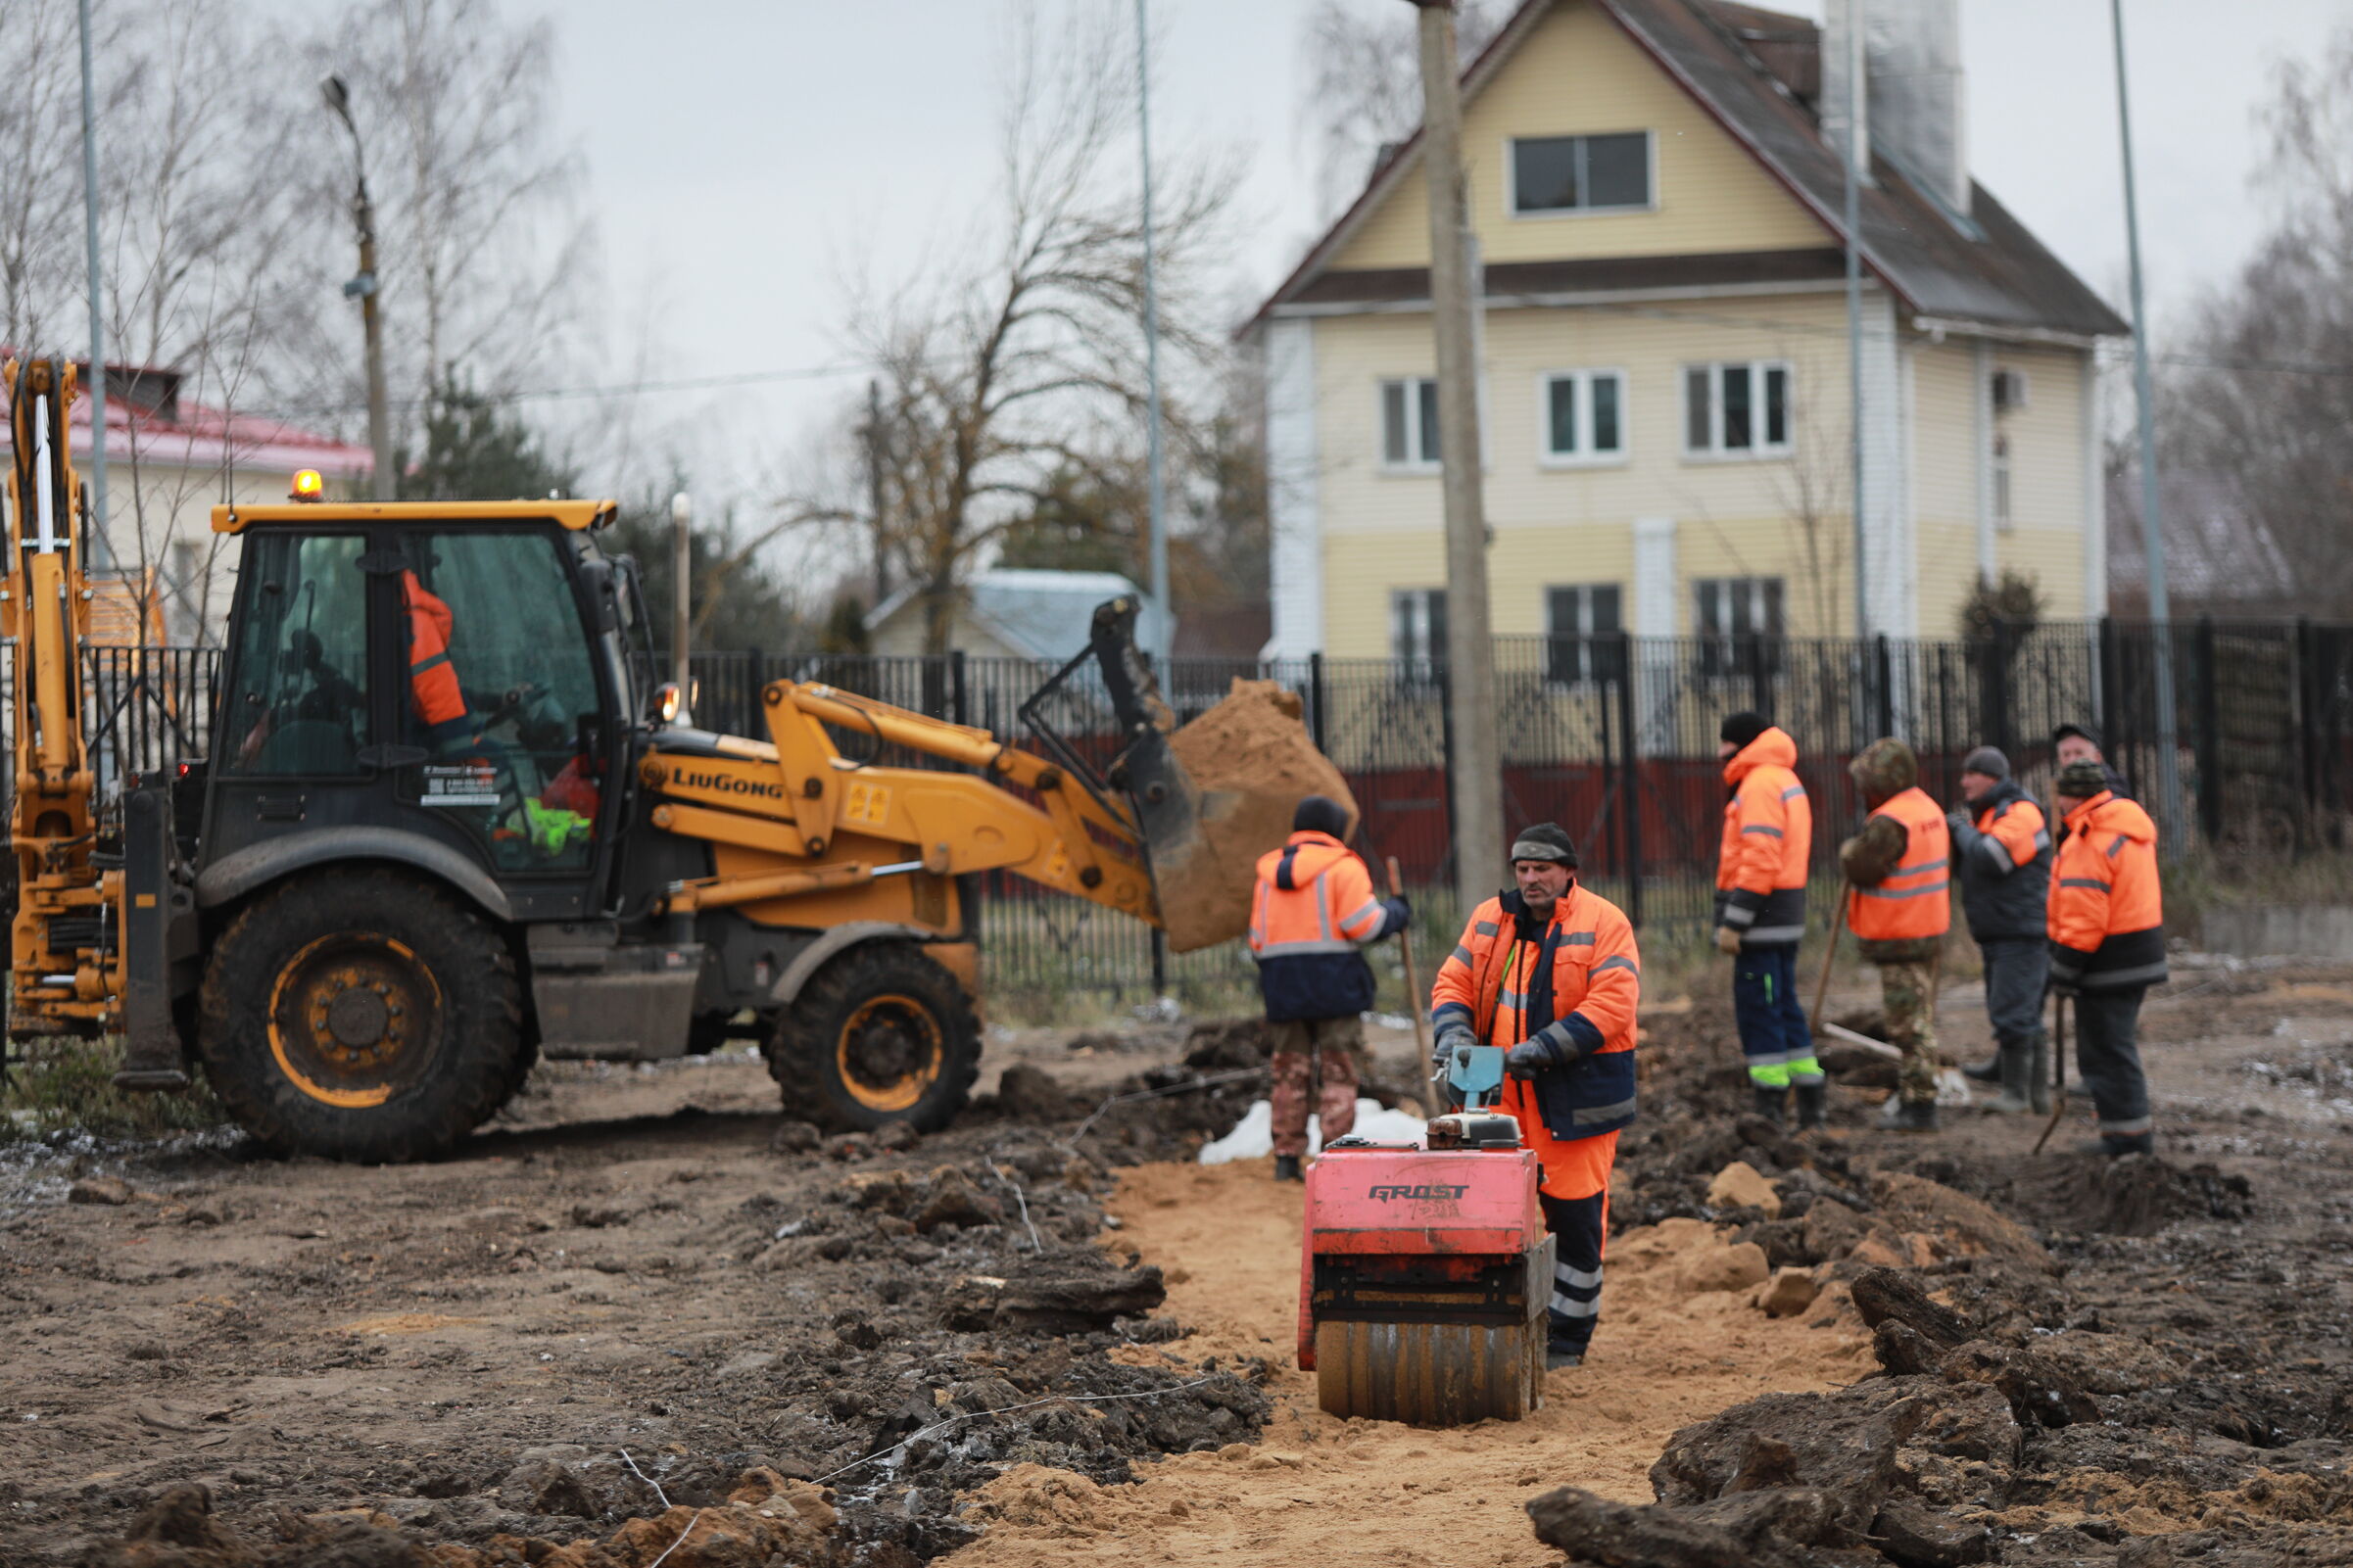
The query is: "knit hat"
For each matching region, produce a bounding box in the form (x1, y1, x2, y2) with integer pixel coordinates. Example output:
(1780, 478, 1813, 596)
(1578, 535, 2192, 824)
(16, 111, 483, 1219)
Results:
(2052, 722, 2102, 751)
(1509, 823, 1579, 868)
(1292, 794, 1351, 837)
(1961, 746, 2010, 781)
(2054, 761, 2111, 798)
(1719, 711, 1770, 749)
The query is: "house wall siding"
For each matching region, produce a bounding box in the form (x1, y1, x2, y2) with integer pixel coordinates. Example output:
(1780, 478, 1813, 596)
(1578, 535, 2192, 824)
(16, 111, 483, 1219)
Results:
(1336, 0, 1831, 272)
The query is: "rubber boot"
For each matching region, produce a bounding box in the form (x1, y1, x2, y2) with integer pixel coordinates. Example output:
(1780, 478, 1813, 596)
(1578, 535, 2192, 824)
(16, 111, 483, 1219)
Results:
(2027, 1030, 2052, 1117)
(2073, 1133, 2153, 1159)
(1751, 1084, 1788, 1126)
(1984, 1037, 2035, 1115)
(1793, 1081, 1827, 1131)
(1961, 1053, 2002, 1084)
(1876, 1096, 1939, 1132)
(1273, 1155, 1302, 1182)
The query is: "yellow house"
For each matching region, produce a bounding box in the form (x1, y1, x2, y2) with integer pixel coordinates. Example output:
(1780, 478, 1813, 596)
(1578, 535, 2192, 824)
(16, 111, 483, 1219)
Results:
(1248, 0, 2126, 661)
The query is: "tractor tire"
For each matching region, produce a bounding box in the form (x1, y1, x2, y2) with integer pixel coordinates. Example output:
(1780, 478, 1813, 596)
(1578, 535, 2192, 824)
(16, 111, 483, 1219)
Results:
(195, 869, 523, 1163)
(763, 944, 979, 1134)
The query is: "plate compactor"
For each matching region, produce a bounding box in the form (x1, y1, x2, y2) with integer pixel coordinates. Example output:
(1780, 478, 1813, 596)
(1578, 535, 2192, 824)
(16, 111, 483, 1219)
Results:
(1296, 1045, 1554, 1425)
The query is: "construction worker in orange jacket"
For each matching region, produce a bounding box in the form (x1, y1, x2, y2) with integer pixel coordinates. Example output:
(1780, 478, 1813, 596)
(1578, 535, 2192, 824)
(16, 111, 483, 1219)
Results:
(1711, 712, 1820, 1128)
(1247, 795, 1410, 1182)
(1838, 737, 1950, 1132)
(1430, 823, 1638, 1370)
(1948, 745, 2053, 1114)
(403, 568, 481, 754)
(2047, 760, 2167, 1158)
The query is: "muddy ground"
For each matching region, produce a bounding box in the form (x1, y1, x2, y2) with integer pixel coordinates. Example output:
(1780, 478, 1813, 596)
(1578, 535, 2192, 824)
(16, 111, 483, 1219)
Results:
(5, 958, 2353, 1566)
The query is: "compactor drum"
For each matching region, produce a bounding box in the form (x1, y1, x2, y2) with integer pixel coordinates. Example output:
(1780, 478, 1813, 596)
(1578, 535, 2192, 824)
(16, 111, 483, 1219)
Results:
(1297, 1046, 1552, 1425)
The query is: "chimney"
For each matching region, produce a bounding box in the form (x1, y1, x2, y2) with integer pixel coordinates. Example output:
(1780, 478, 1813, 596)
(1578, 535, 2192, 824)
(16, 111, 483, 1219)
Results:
(1865, 0, 1967, 216)
(1820, 0, 1869, 177)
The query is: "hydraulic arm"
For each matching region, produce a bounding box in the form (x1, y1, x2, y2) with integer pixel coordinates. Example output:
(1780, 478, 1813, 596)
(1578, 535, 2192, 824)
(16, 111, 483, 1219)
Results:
(2, 357, 118, 1035)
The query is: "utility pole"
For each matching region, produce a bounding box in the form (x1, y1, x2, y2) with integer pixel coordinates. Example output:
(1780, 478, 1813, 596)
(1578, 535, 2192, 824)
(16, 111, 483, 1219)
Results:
(1837, 0, 1867, 640)
(322, 75, 394, 501)
(670, 492, 693, 703)
(865, 380, 891, 603)
(1135, 0, 1171, 668)
(1408, 0, 1502, 916)
(75, 0, 114, 567)
(2109, 0, 2185, 848)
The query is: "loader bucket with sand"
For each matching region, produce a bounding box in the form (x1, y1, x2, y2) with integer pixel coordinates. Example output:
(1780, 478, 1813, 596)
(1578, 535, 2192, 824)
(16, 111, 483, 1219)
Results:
(1021, 599, 1359, 954)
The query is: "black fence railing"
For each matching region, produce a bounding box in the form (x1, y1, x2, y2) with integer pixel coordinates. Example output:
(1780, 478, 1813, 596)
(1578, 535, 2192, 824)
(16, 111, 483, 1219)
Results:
(26, 617, 2353, 1006)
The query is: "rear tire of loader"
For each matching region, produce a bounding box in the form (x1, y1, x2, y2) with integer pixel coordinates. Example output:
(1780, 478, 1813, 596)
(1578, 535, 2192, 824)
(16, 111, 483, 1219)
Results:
(196, 870, 523, 1163)
(764, 944, 979, 1134)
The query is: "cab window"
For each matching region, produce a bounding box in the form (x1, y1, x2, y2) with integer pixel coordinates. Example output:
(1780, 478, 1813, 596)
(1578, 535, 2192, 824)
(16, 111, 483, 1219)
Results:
(400, 531, 603, 871)
(220, 532, 370, 776)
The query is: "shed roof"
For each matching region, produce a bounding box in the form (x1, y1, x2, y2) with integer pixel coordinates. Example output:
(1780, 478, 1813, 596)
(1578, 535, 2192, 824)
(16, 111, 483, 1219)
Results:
(866, 568, 1174, 663)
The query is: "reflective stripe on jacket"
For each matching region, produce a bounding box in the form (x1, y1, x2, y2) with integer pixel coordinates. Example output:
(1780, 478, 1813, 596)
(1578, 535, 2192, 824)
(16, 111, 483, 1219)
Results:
(1848, 785, 1951, 941)
(2047, 791, 2167, 991)
(1953, 781, 2051, 942)
(403, 570, 474, 746)
(1429, 883, 1640, 1144)
(1713, 727, 1810, 947)
(1249, 832, 1386, 1022)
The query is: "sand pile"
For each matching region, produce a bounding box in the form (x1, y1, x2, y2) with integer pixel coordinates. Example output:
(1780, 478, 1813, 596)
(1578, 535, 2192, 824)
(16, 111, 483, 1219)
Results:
(1156, 680, 1358, 953)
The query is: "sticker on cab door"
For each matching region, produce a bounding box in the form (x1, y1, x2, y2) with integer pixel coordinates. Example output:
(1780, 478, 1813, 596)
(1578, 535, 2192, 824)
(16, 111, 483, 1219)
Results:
(421, 763, 499, 808)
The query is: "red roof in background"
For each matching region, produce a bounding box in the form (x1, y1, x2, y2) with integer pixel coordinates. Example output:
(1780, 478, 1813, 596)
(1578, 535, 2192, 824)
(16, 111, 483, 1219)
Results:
(0, 356, 372, 481)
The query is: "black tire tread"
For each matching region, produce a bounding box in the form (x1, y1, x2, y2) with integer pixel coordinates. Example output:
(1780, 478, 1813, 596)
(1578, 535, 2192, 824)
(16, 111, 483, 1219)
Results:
(763, 943, 980, 1133)
(196, 868, 522, 1162)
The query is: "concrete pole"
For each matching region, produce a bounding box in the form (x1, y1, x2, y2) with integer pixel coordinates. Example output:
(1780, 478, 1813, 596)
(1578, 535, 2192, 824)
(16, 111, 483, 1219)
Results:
(1135, 0, 1171, 668)
(1411, 1, 1502, 917)
(1840, 0, 1867, 640)
(670, 491, 693, 702)
(323, 78, 395, 501)
(2109, 0, 2185, 848)
(75, 0, 115, 567)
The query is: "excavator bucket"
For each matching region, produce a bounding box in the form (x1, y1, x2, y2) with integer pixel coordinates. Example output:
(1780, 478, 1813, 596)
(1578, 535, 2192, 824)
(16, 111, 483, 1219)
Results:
(1080, 601, 1359, 954)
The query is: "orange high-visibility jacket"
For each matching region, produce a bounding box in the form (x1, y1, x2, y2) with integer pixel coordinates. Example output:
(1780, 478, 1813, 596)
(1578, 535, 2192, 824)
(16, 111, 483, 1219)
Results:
(1248, 831, 1393, 1022)
(402, 570, 473, 746)
(1714, 727, 1811, 948)
(2047, 791, 2167, 991)
(1430, 882, 1640, 1149)
(1952, 781, 2051, 942)
(1848, 785, 1951, 941)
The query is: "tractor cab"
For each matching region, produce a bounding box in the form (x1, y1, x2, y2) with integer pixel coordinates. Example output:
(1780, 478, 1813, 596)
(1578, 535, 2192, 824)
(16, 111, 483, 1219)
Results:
(198, 492, 647, 924)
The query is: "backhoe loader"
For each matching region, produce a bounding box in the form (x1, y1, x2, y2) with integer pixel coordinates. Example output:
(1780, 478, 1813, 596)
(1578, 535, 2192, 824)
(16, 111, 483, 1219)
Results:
(3, 356, 1216, 1162)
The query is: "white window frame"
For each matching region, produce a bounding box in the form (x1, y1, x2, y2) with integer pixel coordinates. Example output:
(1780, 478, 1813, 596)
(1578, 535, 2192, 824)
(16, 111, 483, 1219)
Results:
(1391, 587, 1447, 684)
(1504, 130, 1657, 219)
(1536, 368, 1629, 468)
(1378, 375, 1441, 474)
(1993, 433, 2014, 533)
(1544, 583, 1626, 687)
(1681, 359, 1794, 460)
(1693, 576, 1788, 678)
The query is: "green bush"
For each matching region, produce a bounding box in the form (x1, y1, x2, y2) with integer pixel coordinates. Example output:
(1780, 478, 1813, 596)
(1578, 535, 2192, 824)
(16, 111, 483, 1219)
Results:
(2, 1041, 226, 1142)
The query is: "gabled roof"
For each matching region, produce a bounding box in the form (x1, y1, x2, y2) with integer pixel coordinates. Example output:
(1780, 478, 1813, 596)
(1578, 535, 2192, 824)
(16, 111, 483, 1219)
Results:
(1250, 0, 2127, 342)
(0, 355, 373, 479)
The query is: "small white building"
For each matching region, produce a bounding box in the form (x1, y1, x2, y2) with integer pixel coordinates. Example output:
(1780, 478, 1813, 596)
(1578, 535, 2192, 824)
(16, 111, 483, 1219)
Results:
(864, 569, 1174, 663)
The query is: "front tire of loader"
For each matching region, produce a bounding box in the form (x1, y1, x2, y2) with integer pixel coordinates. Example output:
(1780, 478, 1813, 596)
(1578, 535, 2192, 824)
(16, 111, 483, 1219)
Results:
(764, 944, 979, 1134)
(196, 869, 523, 1163)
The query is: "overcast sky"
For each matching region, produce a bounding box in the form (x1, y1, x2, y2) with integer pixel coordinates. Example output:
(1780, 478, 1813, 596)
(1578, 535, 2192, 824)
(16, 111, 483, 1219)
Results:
(522, 0, 2346, 504)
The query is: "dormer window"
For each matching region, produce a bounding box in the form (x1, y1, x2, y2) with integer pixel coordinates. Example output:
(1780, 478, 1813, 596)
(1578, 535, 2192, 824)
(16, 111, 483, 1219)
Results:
(1510, 133, 1652, 215)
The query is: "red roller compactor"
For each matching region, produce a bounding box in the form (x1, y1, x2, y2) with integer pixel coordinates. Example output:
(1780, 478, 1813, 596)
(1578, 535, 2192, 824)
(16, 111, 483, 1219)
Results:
(1296, 1045, 1554, 1425)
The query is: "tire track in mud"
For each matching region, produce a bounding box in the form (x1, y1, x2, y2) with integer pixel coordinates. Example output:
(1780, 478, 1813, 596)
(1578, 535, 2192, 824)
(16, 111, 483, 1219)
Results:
(948, 1157, 1872, 1566)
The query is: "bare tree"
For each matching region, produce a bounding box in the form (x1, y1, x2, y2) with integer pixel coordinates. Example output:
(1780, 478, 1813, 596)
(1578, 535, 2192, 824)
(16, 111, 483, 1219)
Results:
(2159, 24, 2353, 618)
(790, 4, 1239, 655)
(1299, 0, 1508, 219)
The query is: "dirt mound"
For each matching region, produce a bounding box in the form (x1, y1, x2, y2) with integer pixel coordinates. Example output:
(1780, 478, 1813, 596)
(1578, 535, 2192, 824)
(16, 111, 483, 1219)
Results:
(1897, 1149, 2256, 1238)
(1156, 680, 1358, 953)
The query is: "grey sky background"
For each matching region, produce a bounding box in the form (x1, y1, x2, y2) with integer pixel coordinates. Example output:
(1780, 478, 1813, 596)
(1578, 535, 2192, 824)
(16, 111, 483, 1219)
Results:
(520, 0, 2345, 512)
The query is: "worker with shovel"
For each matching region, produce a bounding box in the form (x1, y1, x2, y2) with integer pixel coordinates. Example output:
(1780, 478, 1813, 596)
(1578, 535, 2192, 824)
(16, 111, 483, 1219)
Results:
(2047, 760, 2167, 1157)
(1948, 746, 2054, 1114)
(1429, 825, 1640, 1369)
(1248, 796, 1412, 1182)
(1838, 738, 1951, 1133)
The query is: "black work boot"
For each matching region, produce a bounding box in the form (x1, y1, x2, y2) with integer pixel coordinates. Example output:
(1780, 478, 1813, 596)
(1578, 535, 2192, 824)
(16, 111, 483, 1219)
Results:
(1985, 1037, 2035, 1116)
(1751, 1084, 1788, 1125)
(1877, 1097, 1939, 1132)
(1273, 1155, 1302, 1182)
(1793, 1081, 1827, 1130)
(1961, 1052, 2003, 1084)
(1545, 1338, 1585, 1370)
(2027, 1030, 2052, 1117)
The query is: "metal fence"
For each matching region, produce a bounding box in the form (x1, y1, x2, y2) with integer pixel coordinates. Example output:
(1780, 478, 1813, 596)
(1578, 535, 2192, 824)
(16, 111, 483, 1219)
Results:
(39, 617, 2353, 1006)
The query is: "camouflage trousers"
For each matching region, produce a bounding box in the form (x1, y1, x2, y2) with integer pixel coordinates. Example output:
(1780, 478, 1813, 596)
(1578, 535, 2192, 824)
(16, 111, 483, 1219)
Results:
(1269, 1016, 1363, 1159)
(1877, 959, 1942, 1105)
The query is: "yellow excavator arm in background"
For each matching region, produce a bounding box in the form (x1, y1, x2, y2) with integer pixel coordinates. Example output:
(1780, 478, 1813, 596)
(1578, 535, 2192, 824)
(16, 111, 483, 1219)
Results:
(2, 357, 120, 1034)
(646, 678, 1163, 925)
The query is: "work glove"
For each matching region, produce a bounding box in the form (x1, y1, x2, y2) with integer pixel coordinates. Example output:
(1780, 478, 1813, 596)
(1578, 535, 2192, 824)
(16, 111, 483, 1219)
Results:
(1945, 809, 1970, 834)
(2048, 975, 2080, 1000)
(1712, 926, 1744, 957)
(1432, 1022, 1473, 1074)
(1381, 895, 1412, 932)
(1505, 1037, 1564, 1080)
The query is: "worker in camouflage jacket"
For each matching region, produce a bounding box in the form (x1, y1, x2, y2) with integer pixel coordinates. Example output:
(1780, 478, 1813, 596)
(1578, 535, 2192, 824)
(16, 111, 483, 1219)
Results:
(1839, 737, 1952, 1132)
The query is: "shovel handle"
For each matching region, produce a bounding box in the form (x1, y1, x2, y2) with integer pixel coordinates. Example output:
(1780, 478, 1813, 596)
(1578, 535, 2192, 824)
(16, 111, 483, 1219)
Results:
(1810, 886, 1850, 1035)
(1387, 856, 1433, 1063)
(2033, 992, 2070, 1155)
